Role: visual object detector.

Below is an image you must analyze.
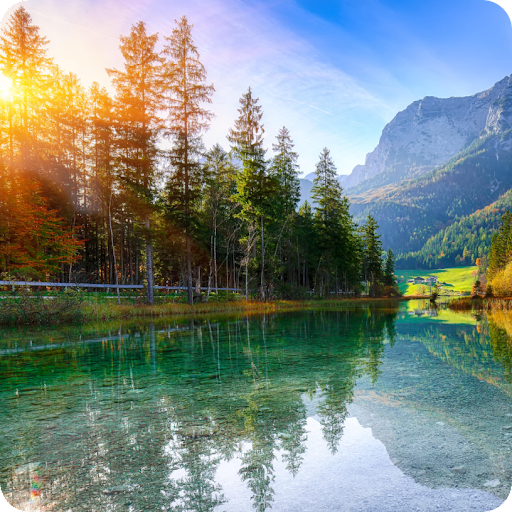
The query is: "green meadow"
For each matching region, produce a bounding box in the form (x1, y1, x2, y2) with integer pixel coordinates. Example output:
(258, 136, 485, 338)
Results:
(397, 266, 478, 296)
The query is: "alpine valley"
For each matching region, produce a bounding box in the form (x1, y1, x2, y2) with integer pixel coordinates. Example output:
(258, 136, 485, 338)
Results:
(301, 74, 512, 269)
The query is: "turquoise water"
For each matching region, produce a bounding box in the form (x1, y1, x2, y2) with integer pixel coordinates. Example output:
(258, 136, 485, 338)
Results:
(1, 302, 511, 511)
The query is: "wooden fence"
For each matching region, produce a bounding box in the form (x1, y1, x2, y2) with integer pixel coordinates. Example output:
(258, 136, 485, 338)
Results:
(0, 281, 240, 292)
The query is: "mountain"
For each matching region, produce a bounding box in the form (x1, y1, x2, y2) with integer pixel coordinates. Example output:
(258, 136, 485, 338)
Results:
(350, 128, 512, 257)
(344, 74, 512, 193)
(296, 74, 512, 268)
(299, 178, 314, 205)
(301, 172, 346, 193)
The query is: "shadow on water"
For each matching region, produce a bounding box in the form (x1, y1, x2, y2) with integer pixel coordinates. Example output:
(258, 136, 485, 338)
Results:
(0, 303, 511, 511)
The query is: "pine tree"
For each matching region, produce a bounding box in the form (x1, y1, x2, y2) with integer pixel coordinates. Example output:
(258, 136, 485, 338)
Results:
(383, 249, 396, 287)
(163, 15, 214, 305)
(270, 127, 300, 216)
(311, 148, 358, 295)
(269, 127, 300, 285)
(0, 6, 52, 169)
(107, 21, 164, 304)
(362, 214, 383, 297)
(228, 87, 276, 300)
(295, 201, 316, 289)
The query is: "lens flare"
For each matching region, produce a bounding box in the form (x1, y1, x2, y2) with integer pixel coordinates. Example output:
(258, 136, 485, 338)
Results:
(0, 74, 12, 99)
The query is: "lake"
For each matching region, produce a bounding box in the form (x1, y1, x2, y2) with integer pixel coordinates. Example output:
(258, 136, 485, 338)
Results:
(1, 301, 511, 511)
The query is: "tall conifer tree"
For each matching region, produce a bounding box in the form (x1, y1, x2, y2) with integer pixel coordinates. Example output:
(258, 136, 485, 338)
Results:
(312, 148, 357, 294)
(383, 249, 396, 287)
(362, 214, 383, 297)
(0, 7, 51, 169)
(107, 21, 164, 304)
(163, 15, 214, 305)
(270, 127, 300, 216)
(229, 87, 276, 300)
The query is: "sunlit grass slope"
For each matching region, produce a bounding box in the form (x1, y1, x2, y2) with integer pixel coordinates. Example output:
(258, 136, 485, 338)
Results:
(397, 266, 477, 296)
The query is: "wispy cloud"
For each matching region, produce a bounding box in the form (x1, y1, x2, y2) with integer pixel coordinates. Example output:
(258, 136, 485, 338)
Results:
(3, 0, 512, 177)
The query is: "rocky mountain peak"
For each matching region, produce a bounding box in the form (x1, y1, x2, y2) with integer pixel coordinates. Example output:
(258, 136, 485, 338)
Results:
(345, 74, 512, 192)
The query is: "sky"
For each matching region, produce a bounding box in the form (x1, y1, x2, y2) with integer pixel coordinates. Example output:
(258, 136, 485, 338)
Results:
(1, 0, 512, 177)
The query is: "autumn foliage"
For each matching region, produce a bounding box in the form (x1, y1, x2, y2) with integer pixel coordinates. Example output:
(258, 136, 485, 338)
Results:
(0, 168, 82, 279)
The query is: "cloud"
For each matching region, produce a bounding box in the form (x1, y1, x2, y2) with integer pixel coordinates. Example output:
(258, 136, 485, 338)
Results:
(0, 0, 398, 175)
(486, 0, 512, 24)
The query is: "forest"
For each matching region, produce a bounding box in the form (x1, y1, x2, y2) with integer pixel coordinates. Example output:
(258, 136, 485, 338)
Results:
(0, 7, 397, 304)
(486, 210, 512, 296)
(397, 188, 512, 269)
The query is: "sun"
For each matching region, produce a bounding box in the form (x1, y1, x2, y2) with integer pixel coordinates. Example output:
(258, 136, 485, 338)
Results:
(0, 73, 12, 99)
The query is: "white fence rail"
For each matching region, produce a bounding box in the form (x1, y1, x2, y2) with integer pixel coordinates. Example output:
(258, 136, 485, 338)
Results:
(0, 281, 240, 292)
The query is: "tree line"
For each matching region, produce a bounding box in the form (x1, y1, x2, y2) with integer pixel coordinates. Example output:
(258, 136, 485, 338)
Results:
(397, 190, 512, 270)
(0, 7, 397, 303)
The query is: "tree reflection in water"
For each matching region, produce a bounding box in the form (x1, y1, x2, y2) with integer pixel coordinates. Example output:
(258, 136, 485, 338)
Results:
(0, 306, 398, 511)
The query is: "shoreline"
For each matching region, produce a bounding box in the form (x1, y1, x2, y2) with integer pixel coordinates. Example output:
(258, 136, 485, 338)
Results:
(0, 295, 430, 326)
(447, 296, 512, 311)
(83, 296, 417, 322)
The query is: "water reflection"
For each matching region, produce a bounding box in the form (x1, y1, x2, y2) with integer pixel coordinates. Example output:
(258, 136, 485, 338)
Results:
(0, 305, 511, 511)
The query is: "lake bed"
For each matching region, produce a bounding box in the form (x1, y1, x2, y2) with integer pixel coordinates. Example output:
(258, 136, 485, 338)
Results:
(1, 302, 511, 511)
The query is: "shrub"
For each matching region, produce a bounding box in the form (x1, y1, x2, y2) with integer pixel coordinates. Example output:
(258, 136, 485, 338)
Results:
(490, 261, 512, 297)
(0, 288, 84, 325)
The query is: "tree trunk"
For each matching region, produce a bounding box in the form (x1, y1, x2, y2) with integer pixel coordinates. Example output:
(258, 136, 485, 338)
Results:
(145, 213, 154, 304)
(186, 236, 193, 304)
(109, 195, 120, 305)
(260, 215, 265, 301)
(214, 215, 218, 294)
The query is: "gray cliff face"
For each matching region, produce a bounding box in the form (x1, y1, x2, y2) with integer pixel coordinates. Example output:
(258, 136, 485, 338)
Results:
(346, 74, 512, 191)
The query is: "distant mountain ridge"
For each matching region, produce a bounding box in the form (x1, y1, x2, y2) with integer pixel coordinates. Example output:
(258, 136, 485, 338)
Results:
(344, 74, 512, 192)
(351, 128, 512, 264)
(298, 74, 512, 269)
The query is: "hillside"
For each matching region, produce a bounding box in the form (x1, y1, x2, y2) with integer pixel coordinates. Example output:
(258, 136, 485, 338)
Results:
(349, 129, 512, 256)
(397, 188, 512, 269)
(397, 267, 477, 296)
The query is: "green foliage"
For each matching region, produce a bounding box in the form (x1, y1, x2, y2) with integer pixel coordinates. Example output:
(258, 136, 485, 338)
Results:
(0, 288, 84, 325)
(0, 7, 395, 303)
(398, 188, 512, 269)
(311, 148, 361, 295)
(361, 214, 383, 297)
(383, 249, 396, 287)
(485, 209, 512, 297)
(270, 126, 300, 217)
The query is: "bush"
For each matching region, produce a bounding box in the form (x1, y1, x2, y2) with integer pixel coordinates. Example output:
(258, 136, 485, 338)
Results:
(0, 288, 84, 325)
(490, 261, 512, 297)
(382, 285, 402, 298)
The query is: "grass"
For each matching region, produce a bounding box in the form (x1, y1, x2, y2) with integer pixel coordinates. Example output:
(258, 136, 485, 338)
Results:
(447, 296, 512, 312)
(82, 297, 406, 323)
(397, 266, 477, 296)
(0, 289, 84, 325)
(0, 292, 407, 325)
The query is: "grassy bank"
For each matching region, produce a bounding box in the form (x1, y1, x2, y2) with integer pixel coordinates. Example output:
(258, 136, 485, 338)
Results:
(448, 297, 512, 311)
(0, 292, 406, 326)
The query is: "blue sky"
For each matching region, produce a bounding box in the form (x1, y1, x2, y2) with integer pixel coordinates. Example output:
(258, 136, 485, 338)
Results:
(2, 0, 512, 177)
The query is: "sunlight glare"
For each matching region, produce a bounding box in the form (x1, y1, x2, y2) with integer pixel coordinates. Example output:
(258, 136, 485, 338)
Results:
(0, 73, 12, 99)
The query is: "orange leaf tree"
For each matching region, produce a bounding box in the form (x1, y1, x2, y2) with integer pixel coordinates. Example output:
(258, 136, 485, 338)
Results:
(0, 169, 83, 280)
